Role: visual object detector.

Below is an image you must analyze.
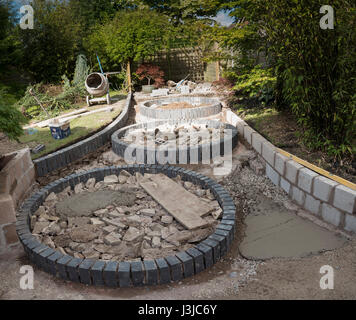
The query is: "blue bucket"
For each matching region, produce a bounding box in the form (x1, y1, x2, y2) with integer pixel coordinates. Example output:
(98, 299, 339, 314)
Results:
(49, 121, 71, 140)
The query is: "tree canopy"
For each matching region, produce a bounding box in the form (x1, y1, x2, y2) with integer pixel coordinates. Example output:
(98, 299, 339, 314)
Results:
(0, 0, 354, 158)
(86, 9, 170, 69)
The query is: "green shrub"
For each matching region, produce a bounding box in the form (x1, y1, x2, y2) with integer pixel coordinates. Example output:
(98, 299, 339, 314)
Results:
(0, 91, 27, 141)
(73, 54, 89, 86)
(233, 66, 276, 106)
(220, 0, 355, 159)
(261, 0, 356, 158)
(17, 81, 86, 121)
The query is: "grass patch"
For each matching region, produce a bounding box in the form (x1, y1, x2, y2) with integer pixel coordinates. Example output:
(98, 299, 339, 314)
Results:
(20, 107, 123, 160)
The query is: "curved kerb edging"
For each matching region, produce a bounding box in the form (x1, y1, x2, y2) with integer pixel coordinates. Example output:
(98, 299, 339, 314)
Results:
(33, 93, 133, 177)
(16, 165, 236, 287)
(224, 110, 356, 234)
(111, 120, 238, 165)
(139, 96, 222, 120)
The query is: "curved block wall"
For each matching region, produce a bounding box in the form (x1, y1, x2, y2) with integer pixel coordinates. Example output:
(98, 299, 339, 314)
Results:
(139, 96, 222, 120)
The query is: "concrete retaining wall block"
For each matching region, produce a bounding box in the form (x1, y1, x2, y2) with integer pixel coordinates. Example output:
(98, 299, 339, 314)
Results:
(333, 185, 356, 214)
(251, 133, 264, 154)
(344, 214, 356, 233)
(2, 223, 18, 246)
(0, 194, 16, 225)
(285, 160, 304, 184)
(297, 168, 318, 194)
(236, 119, 247, 137)
(243, 126, 255, 145)
(292, 186, 306, 207)
(274, 153, 289, 176)
(313, 176, 339, 203)
(321, 203, 342, 227)
(261, 141, 276, 166)
(280, 177, 291, 195)
(266, 163, 280, 187)
(304, 194, 321, 216)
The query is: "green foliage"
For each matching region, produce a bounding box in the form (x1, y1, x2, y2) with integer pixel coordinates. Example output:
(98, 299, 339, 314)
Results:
(73, 54, 89, 86)
(229, 66, 276, 107)
(220, 0, 355, 158)
(17, 80, 86, 121)
(138, 0, 223, 24)
(18, 55, 89, 120)
(18, 0, 81, 82)
(69, 0, 117, 28)
(86, 9, 170, 69)
(234, 66, 275, 100)
(212, 1, 267, 70)
(0, 90, 27, 141)
(108, 70, 139, 92)
(0, 1, 21, 72)
(56, 83, 86, 105)
(260, 0, 356, 157)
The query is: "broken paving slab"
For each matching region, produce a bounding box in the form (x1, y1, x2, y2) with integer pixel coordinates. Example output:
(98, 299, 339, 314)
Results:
(239, 196, 347, 260)
(55, 190, 136, 218)
(139, 173, 213, 230)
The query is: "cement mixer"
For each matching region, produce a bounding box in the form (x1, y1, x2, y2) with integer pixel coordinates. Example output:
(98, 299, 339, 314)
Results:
(85, 55, 120, 107)
(85, 72, 111, 106)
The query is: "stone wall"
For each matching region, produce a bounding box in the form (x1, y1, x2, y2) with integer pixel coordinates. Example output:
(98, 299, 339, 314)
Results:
(224, 110, 356, 234)
(0, 148, 36, 253)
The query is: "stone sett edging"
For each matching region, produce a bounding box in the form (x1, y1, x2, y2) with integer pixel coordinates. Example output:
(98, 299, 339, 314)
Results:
(224, 110, 356, 233)
(111, 120, 238, 165)
(16, 164, 236, 287)
(33, 93, 133, 177)
(139, 96, 222, 120)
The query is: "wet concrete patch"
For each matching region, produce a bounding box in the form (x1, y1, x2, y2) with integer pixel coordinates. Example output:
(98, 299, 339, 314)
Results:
(56, 190, 137, 218)
(240, 196, 347, 260)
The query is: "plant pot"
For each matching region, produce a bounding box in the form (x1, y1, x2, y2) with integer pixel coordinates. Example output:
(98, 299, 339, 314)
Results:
(142, 85, 155, 94)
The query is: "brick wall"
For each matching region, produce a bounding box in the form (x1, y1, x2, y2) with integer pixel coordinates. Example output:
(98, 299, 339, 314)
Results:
(224, 110, 356, 234)
(0, 148, 36, 253)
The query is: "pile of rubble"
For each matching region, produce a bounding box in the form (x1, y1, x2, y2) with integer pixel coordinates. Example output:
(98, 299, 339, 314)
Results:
(122, 122, 227, 148)
(166, 80, 214, 95)
(30, 171, 222, 262)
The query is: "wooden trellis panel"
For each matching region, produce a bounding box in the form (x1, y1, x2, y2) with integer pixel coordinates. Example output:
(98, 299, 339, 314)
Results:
(147, 47, 206, 82)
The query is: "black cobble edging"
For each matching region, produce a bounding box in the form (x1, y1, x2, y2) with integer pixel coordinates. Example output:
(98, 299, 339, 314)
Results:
(33, 92, 133, 177)
(16, 165, 236, 287)
(111, 120, 238, 165)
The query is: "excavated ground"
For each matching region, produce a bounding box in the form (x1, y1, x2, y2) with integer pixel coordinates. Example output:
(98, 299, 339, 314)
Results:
(1, 92, 355, 300)
(1, 142, 355, 300)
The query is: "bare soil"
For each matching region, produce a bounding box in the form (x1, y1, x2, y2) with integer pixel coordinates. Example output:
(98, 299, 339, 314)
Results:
(0, 132, 29, 155)
(1, 90, 355, 300)
(1, 140, 354, 300)
(1, 232, 355, 300)
(233, 106, 356, 184)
